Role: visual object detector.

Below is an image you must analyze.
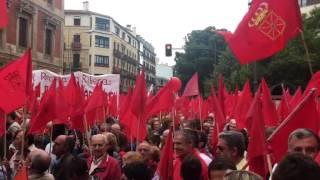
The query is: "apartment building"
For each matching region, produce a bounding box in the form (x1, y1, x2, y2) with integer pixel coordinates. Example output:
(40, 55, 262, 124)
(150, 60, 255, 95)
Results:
(137, 35, 156, 89)
(64, 5, 140, 92)
(299, 0, 320, 14)
(0, 0, 64, 73)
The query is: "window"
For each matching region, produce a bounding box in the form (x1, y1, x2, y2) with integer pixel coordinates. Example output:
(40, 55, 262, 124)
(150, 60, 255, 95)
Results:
(19, 17, 28, 47)
(73, 54, 80, 71)
(48, 0, 53, 5)
(74, 16, 81, 26)
(95, 36, 109, 48)
(89, 55, 91, 66)
(122, 32, 125, 40)
(95, 55, 109, 67)
(45, 29, 53, 55)
(128, 36, 131, 44)
(95, 17, 110, 31)
(73, 34, 80, 42)
(115, 26, 120, 36)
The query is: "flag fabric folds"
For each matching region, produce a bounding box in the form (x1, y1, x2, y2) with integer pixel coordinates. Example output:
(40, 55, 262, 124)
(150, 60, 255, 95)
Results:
(268, 90, 320, 163)
(0, 0, 8, 29)
(0, 49, 32, 114)
(182, 72, 199, 97)
(219, 0, 302, 64)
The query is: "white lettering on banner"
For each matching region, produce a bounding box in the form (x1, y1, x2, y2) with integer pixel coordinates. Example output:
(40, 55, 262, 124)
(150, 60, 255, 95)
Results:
(32, 69, 120, 98)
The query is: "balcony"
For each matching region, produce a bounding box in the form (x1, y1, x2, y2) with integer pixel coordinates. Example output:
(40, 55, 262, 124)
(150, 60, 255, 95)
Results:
(72, 42, 82, 50)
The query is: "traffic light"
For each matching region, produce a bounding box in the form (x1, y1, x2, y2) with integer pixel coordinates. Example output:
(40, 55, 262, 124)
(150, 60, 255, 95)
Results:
(165, 44, 172, 57)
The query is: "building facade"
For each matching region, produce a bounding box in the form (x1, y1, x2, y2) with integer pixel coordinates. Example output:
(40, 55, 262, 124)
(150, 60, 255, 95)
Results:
(137, 35, 156, 89)
(299, 0, 320, 14)
(64, 8, 140, 92)
(156, 62, 173, 90)
(0, 0, 64, 73)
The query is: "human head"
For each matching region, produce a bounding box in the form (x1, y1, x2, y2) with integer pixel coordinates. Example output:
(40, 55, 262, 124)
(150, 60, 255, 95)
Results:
(161, 129, 170, 144)
(52, 135, 75, 158)
(111, 123, 121, 133)
(99, 123, 108, 133)
(151, 118, 161, 131)
(122, 151, 143, 167)
(136, 141, 152, 162)
(173, 130, 195, 159)
(104, 132, 118, 152)
(26, 149, 51, 174)
(224, 170, 263, 180)
(14, 130, 34, 151)
(180, 154, 202, 180)
(208, 157, 236, 180)
(227, 119, 237, 131)
(288, 128, 320, 159)
(69, 156, 89, 180)
(53, 135, 68, 158)
(272, 153, 320, 180)
(122, 161, 152, 180)
(216, 131, 245, 164)
(91, 134, 108, 159)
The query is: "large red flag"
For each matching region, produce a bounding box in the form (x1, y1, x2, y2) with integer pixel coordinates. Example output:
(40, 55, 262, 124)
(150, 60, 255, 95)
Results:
(29, 79, 57, 134)
(246, 86, 268, 178)
(129, 70, 147, 141)
(53, 79, 69, 125)
(0, 0, 8, 29)
(261, 79, 278, 126)
(218, 75, 227, 117)
(268, 90, 320, 162)
(232, 81, 252, 129)
(0, 49, 32, 114)
(182, 72, 199, 97)
(157, 129, 173, 180)
(143, 79, 178, 122)
(210, 88, 226, 153)
(219, 0, 302, 64)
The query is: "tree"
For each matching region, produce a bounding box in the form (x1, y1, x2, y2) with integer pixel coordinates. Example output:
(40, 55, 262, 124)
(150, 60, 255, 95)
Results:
(174, 26, 227, 95)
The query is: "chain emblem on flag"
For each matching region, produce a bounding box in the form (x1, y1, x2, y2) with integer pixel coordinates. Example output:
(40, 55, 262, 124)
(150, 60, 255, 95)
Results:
(4, 71, 24, 91)
(248, 2, 286, 41)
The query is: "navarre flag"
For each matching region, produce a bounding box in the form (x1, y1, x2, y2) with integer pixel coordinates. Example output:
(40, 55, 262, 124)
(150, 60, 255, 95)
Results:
(0, 49, 32, 114)
(218, 0, 302, 64)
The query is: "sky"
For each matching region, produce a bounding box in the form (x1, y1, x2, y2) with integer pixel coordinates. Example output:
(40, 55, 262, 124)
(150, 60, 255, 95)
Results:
(64, 0, 250, 66)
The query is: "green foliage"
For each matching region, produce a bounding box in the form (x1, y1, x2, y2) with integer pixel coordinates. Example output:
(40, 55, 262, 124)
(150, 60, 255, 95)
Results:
(175, 8, 320, 95)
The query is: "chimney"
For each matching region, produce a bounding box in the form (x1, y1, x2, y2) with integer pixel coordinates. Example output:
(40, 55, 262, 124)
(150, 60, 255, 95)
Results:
(132, 27, 137, 36)
(126, 24, 132, 31)
(83, 1, 89, 11)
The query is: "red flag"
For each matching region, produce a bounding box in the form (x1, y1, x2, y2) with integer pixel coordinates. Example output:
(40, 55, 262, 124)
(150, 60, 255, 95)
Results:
(53, 79, 69, 125)
(232, 81, 252, 129)
(182, 72, 199, 97)
(289, 87, 302, 110)
(85, 82, 105, 113)
(210, 88, 226, 152)
(14, 166, 28, 180)
(261, 79, 278, 126)
(129, 70, 147, 141)
(157, 129, 173, 180)
(219, 0, 302, 64)
(0, 0, 8, 29)
(218, 75, 227, 117)
(0, 49, 32, 114)
(268, 90, 320, 162)
(277, 92, 290, 123)
(246, 86, 268, 178)
(143, 79, 176, 122)
(29, 79, 57, 134)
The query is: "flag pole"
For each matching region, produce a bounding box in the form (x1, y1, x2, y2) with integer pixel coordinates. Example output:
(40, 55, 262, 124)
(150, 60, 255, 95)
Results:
(267, 89, 316, 141)
(20, 106, 27, 160)
(83, 114, 92, 156)
(300, 30, 314, 75)
(198, 96, 203, 132)
(266, 154, 273, 174)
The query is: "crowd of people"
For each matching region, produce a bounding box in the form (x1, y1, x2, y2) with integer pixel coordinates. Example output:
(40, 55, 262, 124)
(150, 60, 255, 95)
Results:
(0, 111, 320, 180)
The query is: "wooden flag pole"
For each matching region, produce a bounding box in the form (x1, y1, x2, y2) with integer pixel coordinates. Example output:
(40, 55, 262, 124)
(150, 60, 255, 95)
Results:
(266, 153, 273, 175)
(83, 114, 92, 156)
(300, 31, 314, 76)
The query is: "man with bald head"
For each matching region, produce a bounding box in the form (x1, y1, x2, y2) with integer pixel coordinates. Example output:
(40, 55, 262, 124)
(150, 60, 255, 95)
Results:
(26, 149, 54, 180)
(52, 135, 75, 180)
(87, 134, 121, 180)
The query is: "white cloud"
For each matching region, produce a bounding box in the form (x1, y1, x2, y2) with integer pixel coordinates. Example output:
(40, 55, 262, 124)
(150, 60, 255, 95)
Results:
(65, 0, 249, 65)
